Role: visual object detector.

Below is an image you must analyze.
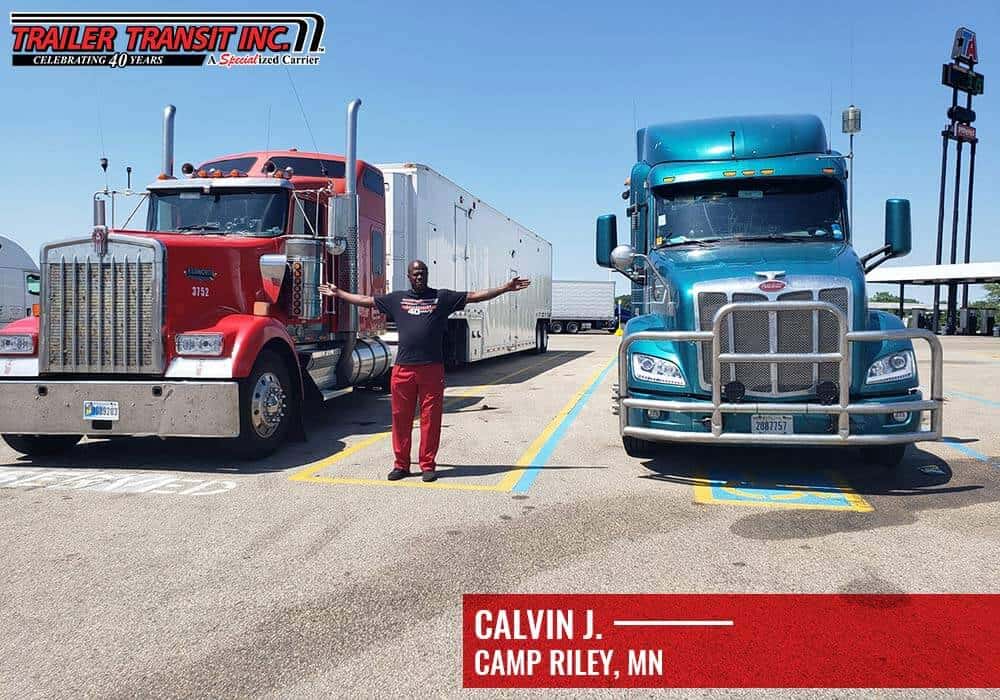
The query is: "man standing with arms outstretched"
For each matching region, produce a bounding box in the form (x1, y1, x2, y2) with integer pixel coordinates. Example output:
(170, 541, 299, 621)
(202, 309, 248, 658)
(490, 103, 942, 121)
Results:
(320, 260, 530, 482)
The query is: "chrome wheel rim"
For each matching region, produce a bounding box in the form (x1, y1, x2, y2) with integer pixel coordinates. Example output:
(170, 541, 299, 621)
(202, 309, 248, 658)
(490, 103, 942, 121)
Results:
(250, 372, 286, 439)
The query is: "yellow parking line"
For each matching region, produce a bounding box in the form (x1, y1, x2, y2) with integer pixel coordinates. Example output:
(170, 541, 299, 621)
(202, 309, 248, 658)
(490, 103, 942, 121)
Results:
(496, 356, 616, 492)
(289, 354, 564, 485)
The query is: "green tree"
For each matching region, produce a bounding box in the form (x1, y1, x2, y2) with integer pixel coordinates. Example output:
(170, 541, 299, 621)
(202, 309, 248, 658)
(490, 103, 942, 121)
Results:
(970, 283, 1000, 308)
(870, 291, 920, 304)
(615, 294, 631, 309)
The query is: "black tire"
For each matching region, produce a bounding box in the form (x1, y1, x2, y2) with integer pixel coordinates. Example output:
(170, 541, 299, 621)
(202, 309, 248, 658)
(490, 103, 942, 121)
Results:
(607, 319, 619, 333)
(622, 435, 658, 458)
(2, 434, 81, 456)
(231, 350, 293, 460)
(550, 321, 563, 334)
(861, 444, 907, 468)
(532, 322, 549, 354)
(565, 321, 580, 334)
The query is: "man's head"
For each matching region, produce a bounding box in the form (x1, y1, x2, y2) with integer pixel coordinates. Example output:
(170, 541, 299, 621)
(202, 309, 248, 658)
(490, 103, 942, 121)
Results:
(407, 260, 429, 294)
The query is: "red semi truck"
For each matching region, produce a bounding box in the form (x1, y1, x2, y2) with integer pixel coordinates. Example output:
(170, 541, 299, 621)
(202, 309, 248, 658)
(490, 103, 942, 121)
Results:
(0, 100, 406, 457)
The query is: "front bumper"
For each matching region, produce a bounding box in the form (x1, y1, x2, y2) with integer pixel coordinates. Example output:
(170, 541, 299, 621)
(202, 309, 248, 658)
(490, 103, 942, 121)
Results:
(617, 300, 944, 446)
(0, 380, 239, 438)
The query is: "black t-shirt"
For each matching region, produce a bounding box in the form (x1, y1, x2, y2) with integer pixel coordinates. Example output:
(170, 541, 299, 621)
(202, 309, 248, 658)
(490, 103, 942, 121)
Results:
(374, 288, 467, 365)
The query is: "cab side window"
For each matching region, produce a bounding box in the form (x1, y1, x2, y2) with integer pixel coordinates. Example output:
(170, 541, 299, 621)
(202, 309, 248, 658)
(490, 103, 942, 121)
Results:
(291, 197, 319, 235)
(26, 273, 40, 296)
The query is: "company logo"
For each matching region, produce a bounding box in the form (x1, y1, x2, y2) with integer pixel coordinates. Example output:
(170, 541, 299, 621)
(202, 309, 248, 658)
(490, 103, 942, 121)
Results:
(185, 267, 218, 281)
(10, 12, 325, 69)
(758, 280, 786, 292)
(952, 27, 978, 65)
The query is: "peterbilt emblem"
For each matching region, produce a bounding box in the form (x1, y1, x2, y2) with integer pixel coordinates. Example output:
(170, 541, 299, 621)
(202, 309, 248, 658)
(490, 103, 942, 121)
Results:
(91, 226, 108, 257)
(758, 280, 787, 292)
(185, 267, 218, 281)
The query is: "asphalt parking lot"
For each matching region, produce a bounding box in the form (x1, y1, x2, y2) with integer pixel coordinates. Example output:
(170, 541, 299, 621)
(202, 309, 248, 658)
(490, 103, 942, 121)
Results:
(1, 333, 997, 697)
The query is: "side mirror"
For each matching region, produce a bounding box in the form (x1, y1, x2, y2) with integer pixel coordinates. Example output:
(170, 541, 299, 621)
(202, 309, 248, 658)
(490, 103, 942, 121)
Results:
(884, 198, 911, 258)
(596, 214, 617, 267)
(610, 244, 637, 272)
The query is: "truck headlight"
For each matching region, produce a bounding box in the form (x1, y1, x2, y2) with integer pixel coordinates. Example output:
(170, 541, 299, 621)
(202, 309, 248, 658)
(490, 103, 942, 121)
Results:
(866, 350, 915, 384)
(175, 333, 224, 357)
(631, 353, 684, 386)
(0, 334, 35, 355)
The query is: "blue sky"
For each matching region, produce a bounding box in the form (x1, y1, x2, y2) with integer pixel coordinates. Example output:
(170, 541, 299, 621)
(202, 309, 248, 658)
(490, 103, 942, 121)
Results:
(1, 0, 997, 301)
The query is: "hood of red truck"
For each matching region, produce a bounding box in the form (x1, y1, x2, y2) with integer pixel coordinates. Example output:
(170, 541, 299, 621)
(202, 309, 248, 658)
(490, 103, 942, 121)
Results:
(114, 229, 281, 332)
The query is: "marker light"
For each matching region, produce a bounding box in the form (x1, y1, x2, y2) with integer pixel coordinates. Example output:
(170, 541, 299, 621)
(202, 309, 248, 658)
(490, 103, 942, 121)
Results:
(631, 353, 685, 386)
(723, 170, 737, 177)
(157, 173, 173, 180)
(662, 176, 675, 183)
(866, 351, 915, 384)
(760, 168, 775, 175)
(742, 169, 755, 176)
(211, 170, 224, 178)
(197, 169, 208, 178)
(822, 167, 836, 175)
(0, 334, 35, 355)
(175, 333, 224, 357)
(230, 169, 241, 177)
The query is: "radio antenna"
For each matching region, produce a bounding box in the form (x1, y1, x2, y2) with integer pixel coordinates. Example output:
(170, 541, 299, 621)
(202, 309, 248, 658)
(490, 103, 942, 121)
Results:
(284, 66, 323, 173)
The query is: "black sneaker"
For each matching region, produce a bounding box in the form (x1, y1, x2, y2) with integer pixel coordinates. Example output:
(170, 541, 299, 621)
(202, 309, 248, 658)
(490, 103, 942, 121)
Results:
(421, 470, 438, 483)
(387, 468, 410, 481)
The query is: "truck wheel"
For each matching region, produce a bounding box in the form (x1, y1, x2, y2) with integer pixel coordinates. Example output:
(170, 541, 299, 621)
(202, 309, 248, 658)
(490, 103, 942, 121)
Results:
(532, 322, 549, 354)
(622, 435, 658, 458)
(607, 319, 619, 334)
(550, 321, 563, 334)
(861, 444, 907, 469)
(566, 321, 580, 334)
(2, 434, 81, 456)
(232, 351, 292, 460)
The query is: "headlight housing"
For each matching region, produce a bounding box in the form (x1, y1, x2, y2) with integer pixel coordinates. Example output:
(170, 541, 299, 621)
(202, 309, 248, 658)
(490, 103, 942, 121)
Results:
(175, 333, 224, 357)
(866, 350, 915, 384)
(631, 353, 684, 386)
(0, 334, 35, 355)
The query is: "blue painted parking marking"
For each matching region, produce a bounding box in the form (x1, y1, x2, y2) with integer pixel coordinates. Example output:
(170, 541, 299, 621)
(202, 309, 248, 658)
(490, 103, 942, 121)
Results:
(950, 391, 1000, 410)
(942, 438, 994, 465)
(694, 471, 872, 511)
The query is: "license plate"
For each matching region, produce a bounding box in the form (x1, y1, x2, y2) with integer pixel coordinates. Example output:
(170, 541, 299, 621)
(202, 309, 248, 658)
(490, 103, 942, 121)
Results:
(84, 400, 120, 421)
(751, 414, 793, 435)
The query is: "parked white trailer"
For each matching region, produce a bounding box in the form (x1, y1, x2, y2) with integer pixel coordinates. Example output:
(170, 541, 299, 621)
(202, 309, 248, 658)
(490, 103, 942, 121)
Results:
(378, 163, 552, 364)
(550, 279, 616, 334)
(0, 235, 39, 328)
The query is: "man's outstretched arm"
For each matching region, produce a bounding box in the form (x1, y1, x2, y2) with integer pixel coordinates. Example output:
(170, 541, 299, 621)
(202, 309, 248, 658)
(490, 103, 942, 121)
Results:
(466, 276, 531, 303)
(318, 283, 376, 308)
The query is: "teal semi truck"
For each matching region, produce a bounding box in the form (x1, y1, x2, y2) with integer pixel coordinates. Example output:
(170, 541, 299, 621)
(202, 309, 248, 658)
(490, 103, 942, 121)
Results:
(596, 115, 943, 467)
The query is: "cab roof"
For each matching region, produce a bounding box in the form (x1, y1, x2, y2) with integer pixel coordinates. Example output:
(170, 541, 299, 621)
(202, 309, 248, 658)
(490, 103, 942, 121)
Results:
(637, 115, 829, 165)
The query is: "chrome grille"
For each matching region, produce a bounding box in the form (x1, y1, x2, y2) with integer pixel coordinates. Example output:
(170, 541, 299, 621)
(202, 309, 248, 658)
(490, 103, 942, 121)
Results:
(40, 237, 163, 374)
(696, 282, 850, 397)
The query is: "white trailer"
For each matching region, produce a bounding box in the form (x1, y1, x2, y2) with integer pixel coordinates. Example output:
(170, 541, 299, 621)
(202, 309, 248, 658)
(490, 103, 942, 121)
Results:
(378, 163, 552, 363)
(0, 235, 39, 328)
(550, 280, 616, 334)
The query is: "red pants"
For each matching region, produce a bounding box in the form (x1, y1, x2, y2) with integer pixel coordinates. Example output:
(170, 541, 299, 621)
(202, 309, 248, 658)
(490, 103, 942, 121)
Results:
(390, 363, 445, 472)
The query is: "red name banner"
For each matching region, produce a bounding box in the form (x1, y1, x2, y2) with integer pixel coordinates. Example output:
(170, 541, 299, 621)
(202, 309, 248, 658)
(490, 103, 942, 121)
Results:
(463, 594, 1000, 688)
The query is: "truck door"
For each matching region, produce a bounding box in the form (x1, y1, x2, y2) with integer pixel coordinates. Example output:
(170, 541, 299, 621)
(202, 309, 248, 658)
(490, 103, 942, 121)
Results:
(454, 205, 468, 292)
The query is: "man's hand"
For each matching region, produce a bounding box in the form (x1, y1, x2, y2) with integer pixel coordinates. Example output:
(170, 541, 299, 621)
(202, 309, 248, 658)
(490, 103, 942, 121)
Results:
(318, 282, 340, 298)
(467, 277, 532, 304)
(317, 282, 376, 308)
(504, 277, 531, 292)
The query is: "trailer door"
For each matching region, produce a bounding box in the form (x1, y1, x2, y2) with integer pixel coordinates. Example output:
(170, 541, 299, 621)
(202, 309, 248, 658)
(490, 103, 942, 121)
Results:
(454, 205, 468, 291)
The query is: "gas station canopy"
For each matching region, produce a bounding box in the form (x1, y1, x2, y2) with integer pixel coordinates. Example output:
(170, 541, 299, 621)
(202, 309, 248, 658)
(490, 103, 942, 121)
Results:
(866, 262, 1000, 285)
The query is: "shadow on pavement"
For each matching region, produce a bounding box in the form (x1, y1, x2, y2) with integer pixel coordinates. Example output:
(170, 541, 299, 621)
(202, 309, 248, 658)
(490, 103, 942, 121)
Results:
(434, 463, 609, 479)
(0, 348, 594, 476)
(636, 442, 988, 499)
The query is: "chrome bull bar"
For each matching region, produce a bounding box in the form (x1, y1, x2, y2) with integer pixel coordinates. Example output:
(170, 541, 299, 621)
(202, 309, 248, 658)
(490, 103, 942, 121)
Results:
(616, 301, 944, 446)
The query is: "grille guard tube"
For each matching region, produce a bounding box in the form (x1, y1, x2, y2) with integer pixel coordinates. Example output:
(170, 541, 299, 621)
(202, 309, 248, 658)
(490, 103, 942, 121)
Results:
(617, 301, 944, 446)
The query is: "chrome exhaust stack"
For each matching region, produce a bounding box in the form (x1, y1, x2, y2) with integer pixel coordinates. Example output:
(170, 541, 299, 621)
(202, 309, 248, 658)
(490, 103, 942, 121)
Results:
(344, 98, 361, 333)
(162, 105, 176, 178)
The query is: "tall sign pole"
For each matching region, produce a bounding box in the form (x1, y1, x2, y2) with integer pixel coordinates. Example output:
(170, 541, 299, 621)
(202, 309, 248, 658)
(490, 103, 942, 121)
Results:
(935, 27, 982, 334)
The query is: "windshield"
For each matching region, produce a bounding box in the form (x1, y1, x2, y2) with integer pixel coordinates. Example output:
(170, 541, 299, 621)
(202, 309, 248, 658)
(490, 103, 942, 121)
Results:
(146, 189, 288, 236)
(653, 178, 847, 247)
